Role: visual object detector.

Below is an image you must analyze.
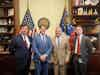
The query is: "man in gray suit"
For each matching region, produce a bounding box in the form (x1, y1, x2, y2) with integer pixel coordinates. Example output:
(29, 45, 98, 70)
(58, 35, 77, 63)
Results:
(72, 26, 93, 75)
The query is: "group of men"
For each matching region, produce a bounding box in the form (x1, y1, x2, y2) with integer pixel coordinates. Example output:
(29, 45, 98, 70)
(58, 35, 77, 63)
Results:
(9, 24, 93, 75)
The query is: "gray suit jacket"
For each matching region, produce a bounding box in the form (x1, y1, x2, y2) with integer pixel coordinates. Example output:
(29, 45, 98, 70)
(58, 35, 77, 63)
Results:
(74, 35, 93, 63)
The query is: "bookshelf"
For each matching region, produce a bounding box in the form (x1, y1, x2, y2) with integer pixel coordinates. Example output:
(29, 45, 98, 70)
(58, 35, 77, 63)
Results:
(70, 0, 100, 75)
(71, 0, 100, 51)
(0, 0, 19, 52)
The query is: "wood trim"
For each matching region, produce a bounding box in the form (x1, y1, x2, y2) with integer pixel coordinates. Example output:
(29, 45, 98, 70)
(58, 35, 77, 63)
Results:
(70, 0, 74, 23)
(69, 0, 72, 23)
(98, 32, 100, 50)
(13, 0, 20, 35)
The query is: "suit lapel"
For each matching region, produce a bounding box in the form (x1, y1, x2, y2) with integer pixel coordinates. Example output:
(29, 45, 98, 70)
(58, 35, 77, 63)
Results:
(60, 35, 65, 48)
(74, 37, 77, 51)
(80, 35, 85, 51)
(53, 37, 57, 48)
(19, 34, 25, 45)
(19, 34, 29, 49)
(53, 35, 63, 48)
(39, 34, 43, 45)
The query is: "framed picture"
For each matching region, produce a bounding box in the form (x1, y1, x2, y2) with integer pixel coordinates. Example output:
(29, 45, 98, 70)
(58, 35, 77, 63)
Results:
(38, 17, 50, 29)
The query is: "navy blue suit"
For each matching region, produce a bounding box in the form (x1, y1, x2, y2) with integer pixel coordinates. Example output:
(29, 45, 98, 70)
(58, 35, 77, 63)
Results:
(9, 34, 32, 75)
(32, 34, 52, 75)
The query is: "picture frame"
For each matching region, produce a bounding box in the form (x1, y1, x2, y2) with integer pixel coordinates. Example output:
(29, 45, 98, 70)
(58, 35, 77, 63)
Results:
(38, 17, 50, 29)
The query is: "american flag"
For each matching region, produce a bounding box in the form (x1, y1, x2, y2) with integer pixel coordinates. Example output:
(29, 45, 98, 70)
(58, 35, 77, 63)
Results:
(60, 7, 68, 32)
(22, 8, 34, 29)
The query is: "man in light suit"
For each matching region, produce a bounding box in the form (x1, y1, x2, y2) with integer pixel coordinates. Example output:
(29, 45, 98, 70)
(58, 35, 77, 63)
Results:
(52, 26, 70, 75)
(72, 26, 93, 75)
(32, 26, 52, 75)
(9, 25, 32, 75)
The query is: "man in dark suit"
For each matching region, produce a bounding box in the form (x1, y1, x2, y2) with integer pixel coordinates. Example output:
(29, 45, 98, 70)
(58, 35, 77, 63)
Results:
(72, 26, 93, 75)
(32, 26, 52, 75)
(9, 25, 32, 75)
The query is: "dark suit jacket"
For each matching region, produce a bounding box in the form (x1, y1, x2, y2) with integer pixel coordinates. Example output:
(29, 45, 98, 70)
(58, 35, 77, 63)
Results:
(9, 34, 32, 70)
(74, 35, 93, 64)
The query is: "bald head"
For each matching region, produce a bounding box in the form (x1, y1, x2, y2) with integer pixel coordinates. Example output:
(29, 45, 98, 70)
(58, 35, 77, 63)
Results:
(55, 26, 62, 37)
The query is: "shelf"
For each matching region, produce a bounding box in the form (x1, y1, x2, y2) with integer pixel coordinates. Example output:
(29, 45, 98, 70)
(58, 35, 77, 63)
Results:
(0, 37, 11, 41)
(73, 5, 97, 9)
(0, 25, 14, 27)
(0, 41, 10, 45)
(85, 33, 98, 36)
(0, 51, 10, 54)
(0, 0, 18, 52)
(73, 24, 98, 26)
(0, 33, 13, 36)
(0, 5, 13, 8)
(71, 0, 100, 55)
(73, 15, 99, 19)
(74, 19, 95, 23)
(0, 16, 14, 19)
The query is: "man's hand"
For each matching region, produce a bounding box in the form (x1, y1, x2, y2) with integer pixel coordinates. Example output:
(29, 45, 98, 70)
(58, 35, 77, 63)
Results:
(43, 54, 48, 58)
(65, 57, 70, 64)
(40, 54, 48, 62)
(40, 55, 45, 62)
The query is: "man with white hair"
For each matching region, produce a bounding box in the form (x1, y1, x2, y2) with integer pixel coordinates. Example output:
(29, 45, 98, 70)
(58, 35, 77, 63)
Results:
(52, 26, 70, 75)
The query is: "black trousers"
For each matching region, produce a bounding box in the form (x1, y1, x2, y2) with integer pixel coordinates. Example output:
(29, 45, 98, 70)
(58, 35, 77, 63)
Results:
(16, 58, 31, 75)
(73, 55, 87, 75)
(16, 67, 28, 75)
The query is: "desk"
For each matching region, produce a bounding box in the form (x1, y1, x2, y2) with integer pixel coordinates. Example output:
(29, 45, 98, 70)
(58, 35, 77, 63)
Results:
(0, 52, 16, 75)
(87, 52, 100, 75)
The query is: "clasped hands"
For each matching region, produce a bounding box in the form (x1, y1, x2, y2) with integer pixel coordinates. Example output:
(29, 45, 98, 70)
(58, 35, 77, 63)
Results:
(40, 54, 48, 62)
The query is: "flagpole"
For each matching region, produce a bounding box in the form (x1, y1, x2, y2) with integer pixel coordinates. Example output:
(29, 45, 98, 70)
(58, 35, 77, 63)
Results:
(64, 0, 67, 9)
(65, 0, 71, 23)
(27, 0, 29, 9)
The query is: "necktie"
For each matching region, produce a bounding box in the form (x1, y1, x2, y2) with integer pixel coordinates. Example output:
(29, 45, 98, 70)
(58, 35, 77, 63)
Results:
(23, 35, 28, 48)
(57, 37, 60, 47)
(41, 35, 46, 43)
(43, 35, 45, 42)
(77, 36, 80, 55)
(41, 35, 46, 49)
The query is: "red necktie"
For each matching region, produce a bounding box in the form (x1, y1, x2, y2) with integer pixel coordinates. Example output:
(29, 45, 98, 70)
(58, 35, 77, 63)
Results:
(77, 36, 80, 55)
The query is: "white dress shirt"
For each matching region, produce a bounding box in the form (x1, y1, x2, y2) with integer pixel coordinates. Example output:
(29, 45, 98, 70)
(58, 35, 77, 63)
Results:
(22, 35, 30, 49)
(40, 34, 47, 43)
(56, 36, 61, 47)
(75, 34, 82, 54)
